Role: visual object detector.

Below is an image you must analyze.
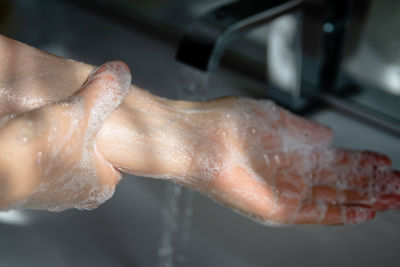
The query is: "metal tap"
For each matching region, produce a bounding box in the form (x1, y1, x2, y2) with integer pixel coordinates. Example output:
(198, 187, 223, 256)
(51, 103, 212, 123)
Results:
(176, 0, 400, 137)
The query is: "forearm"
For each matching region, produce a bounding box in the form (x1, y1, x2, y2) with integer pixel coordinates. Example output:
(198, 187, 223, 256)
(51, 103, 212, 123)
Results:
(97, 86, 199, 178)
(0, 34, 92, 117)
(0, 34, 199, 181)
(0, 84, 202, 210)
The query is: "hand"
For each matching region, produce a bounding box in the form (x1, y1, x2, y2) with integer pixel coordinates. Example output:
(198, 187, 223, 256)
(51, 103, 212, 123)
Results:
(0, 61, 131, 211)
(0, 34, 93, 118)
(1, 34, 398, 225)
(181, 97, 400, 225)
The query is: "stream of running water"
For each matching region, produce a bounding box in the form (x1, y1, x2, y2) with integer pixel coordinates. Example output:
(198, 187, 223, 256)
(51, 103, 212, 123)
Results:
(157, 66, 209, 267)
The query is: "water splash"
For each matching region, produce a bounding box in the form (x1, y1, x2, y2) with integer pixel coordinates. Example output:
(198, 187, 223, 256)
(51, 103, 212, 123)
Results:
(157, 66, 209, 267)
(176, 66, 209, 101)
(157, 185, 182, 267)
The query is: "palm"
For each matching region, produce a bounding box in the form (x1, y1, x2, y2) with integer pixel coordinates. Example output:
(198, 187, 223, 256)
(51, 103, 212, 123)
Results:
(195, 98, 399, 225)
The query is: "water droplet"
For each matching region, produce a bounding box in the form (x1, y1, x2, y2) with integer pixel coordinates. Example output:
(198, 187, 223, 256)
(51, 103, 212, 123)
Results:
(37, 152, 42, 163)
(264, 154, 270, 165)
(248, 127, 257, 135)
(273, 154, 280, 164)
(22, 137, 28, 143)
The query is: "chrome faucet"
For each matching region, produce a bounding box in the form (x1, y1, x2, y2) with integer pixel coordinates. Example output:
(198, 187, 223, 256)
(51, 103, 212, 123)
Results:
(176, 0, 400, 137)
(176, 0, 304, 72)
(176, 0, 368, 111)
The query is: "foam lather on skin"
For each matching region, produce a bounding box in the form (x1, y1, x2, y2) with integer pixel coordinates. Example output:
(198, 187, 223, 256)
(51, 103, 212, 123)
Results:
(167, 97, 399, 225)
(12, 61, 131, 211)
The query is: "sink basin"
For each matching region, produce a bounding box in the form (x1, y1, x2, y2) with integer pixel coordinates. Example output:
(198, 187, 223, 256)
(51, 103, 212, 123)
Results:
(1, 1, 399, 266)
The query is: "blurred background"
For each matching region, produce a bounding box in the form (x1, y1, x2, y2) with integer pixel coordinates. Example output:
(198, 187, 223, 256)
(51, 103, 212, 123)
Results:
(0, 0, 399, 266)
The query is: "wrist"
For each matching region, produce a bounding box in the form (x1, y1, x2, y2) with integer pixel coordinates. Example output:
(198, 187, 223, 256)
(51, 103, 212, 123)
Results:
(97, 86, 197, 179)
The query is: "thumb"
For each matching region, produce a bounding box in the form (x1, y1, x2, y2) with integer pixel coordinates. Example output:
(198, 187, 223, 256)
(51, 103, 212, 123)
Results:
(74, 60, 132, 139)
(73, 61, 132, 203)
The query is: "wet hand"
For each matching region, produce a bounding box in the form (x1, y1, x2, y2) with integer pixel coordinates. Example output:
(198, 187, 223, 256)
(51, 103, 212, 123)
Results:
(185, 97, 400, 225)
(0, 61, 131, 211)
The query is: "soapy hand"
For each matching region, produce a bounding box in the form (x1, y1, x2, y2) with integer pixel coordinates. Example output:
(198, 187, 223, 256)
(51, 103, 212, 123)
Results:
(182, 97, 400, 225)
(0, 34, 398, 225)
(0, 61, 131, 211)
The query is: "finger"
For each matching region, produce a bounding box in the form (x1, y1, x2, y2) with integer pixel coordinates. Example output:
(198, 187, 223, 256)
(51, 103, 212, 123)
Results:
(291, 202, 375, 225)
(340, 164, 398, 201)
(73, 61, 131, 194)
(334, 150, 391, 171)
(321, 205, 375, 225)
(372, 171, 400, 211)
(311, 185, 371, 205)
(311, 171, 400, 211)
(372, 170, 400, 193)
(73, 60, 132, 137)
(289, 201, 328, 224)
(310, 150, 392, 188)
(373, 194, 400, 211)
(81, 61, 131, 188)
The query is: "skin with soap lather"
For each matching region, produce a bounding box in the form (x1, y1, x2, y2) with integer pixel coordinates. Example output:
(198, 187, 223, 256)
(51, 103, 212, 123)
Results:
(0, 34, 399, 225)
(175, 97, 400, 225)
(0, 61, 131, 210)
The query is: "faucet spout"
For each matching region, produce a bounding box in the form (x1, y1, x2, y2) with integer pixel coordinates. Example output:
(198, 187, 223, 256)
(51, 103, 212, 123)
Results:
(176, 0, 304, 71)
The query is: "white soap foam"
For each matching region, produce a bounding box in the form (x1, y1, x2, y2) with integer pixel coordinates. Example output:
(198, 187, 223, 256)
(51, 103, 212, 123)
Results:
(12, 61, 131, 211)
